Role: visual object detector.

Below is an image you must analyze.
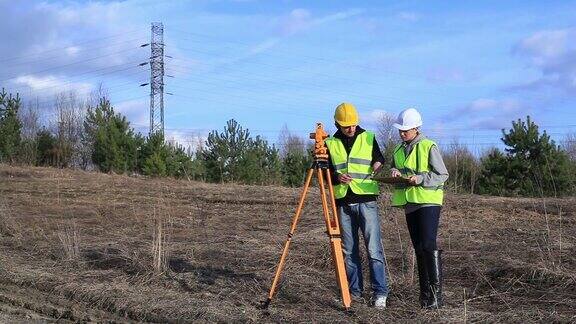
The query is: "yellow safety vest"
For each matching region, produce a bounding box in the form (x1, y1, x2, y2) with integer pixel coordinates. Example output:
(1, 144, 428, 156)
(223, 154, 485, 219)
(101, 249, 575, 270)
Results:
(391, 139, 444, 206)
(325, 131, 379, 199)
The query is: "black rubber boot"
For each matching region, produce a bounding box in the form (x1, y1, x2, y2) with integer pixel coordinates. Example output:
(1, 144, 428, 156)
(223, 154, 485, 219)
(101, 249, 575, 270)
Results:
(415, 250, 431, 308)
(423, 250, 443, 309)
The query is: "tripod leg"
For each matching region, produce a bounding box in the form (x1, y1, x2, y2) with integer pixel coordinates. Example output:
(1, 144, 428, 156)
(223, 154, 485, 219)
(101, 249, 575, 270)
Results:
(317, 169, 351, 310)
(264, 168, 314, 308)
(324, 168, 340, 227)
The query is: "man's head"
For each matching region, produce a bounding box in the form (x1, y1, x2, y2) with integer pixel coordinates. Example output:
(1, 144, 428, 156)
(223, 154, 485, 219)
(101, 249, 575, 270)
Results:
(334, 102, 359, 138)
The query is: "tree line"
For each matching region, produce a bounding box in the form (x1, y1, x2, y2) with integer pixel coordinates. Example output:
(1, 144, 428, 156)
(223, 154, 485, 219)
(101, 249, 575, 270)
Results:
(0, 88, 310, 186)
(1, 88, 575, 196)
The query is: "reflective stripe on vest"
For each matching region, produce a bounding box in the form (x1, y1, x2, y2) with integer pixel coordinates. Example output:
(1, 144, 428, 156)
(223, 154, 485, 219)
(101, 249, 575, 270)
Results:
(325, 131, 379, 199)
(391, 139, 444, 206)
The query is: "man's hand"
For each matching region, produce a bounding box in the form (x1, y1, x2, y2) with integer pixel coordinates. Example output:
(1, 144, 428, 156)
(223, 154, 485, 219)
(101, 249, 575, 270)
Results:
(391, 169, 401, 177)
(338, 173, 353, 184)
(372, 162, 382, 174)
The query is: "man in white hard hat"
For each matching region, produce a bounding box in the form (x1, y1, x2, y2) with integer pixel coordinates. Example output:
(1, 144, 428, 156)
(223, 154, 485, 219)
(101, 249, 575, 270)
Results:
(390, 108, 449, 309)
(325, 102, 389, 309)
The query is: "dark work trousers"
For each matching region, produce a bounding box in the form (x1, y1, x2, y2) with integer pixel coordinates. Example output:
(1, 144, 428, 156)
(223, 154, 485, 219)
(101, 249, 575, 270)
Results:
(405, 206, 441, 252)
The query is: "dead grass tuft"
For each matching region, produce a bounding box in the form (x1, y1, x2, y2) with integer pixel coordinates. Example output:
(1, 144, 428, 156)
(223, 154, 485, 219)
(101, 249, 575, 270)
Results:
(0, 198, 21, 239)
(57, 219, 81, 262)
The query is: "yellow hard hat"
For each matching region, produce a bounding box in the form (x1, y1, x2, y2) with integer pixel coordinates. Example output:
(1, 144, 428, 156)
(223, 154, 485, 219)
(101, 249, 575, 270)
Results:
(334, 102, 359, 127)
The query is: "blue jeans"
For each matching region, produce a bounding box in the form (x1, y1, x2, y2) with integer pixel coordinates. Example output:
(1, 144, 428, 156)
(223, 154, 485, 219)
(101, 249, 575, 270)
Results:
(338, 201, 388, 297)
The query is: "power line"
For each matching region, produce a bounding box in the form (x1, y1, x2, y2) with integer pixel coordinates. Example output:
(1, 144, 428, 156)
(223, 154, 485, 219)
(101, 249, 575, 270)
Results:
(0, 47, 145, 83)
(0, 29, 144, 64)
(5, 63, 148, 95)
(2, 37, 148, 71)
(163, 53, 576, 116)
(165, 41, 565, 107)
(164, 49, 455, 105)
(162, 32, 576, 115)
(26, 78, 149, 112)
(164, 80, 576, 130)
(163, 62, 416, 108)
(34, 94, 150, 121)
(169, 28, 436, 82)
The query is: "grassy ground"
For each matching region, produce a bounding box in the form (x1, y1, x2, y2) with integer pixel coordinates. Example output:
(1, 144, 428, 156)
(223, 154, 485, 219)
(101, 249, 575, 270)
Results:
(0, 164, 575, 322)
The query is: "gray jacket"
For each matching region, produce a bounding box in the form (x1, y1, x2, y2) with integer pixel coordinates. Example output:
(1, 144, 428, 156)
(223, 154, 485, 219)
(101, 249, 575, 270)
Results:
(390, 133, 449, 213)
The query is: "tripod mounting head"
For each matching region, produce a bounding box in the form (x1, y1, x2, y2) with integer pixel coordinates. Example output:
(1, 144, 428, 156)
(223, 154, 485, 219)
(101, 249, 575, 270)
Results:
(310, 123, 329, 161)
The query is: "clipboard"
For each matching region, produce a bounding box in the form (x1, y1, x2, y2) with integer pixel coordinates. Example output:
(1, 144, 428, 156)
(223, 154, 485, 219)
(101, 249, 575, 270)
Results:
(372, 175, 411, 184)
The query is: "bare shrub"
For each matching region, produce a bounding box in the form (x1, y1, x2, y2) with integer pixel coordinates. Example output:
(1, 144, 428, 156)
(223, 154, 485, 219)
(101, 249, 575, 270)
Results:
(152, 206, 172, 273)
(278, 124, 307, 158)
(51, 91, 88, 168)
(57, 219, 80, 261)
(443, 141, 480, 194)
(376, 112, 397, 162)
(17, 100, 41, 165)
(562, 132, 576, 161)
(0, 198, 20, 238)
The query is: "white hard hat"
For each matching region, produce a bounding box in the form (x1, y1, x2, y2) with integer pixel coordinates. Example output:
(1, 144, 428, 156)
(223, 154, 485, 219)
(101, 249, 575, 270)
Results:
(393, 108, 422, 131)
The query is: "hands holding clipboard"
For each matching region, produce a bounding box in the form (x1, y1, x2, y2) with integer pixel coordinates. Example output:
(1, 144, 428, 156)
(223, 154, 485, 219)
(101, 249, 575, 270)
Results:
(370, 168, 419, 185)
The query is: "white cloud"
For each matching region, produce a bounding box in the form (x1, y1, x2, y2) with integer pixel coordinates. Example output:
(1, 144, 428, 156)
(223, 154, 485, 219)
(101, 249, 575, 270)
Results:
(278, 8, 312, 36)
(366, 109, 390, 121)
(0, 1, 148, 95)
(515, 29, 571, 66)
(249, 38, 281, 55)
(466, 98, 524, 114)
(165, 130, 208, 153)
(427, 67, 475, 83)
(183, 7, 366, 72)
(360, 108, 395, 129)
(65, 46, 81, 56)
(37, 1, 124, 27)
(277, 8, 365, 37)
(397, 11, 420, 22)
(513, 28, 576, 95)
(446, 98, 530, 129)
(114, 98, 148, 126)
(14, 74, 93, 97)
(357, 17, 380, 33)
(313, 8, 365, 26)
(467, 98, 499, 112)
(201, 8, 366, 69)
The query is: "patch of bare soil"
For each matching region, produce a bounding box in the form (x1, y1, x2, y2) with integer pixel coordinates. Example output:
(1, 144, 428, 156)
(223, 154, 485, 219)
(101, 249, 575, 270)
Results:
(0, 164, 575, 322)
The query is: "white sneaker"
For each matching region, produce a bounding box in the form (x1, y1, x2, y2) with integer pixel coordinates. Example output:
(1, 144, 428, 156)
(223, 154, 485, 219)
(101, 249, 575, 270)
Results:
(374, 295, 387, 309)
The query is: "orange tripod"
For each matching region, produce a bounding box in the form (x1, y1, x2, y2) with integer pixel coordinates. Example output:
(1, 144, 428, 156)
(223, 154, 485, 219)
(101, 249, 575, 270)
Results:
(263, 123, 351, 310)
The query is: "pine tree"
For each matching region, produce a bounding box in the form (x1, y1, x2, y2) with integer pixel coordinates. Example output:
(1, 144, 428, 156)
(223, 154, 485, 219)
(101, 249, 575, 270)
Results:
(478, 116, 573, 196)
(278, 126, 311, 187)
(140, 132, 168, 177)
(201, 119, 250, 183)
(238, 136, 282, 185)
(282, 150, 311, 187)
(477, 148, 509, 196)
(84, 98, 142, 173)
(201, 119, 282, 184)
(0, 89, 22, 163)
(36, 128, 58, 167)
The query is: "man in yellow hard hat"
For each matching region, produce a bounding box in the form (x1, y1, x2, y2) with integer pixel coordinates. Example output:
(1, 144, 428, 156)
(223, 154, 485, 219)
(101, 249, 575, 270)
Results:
(325, 102, 389, 309)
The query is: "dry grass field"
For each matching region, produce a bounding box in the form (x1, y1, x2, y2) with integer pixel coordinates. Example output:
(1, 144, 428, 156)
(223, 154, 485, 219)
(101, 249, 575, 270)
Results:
(0, 164, 575, 323)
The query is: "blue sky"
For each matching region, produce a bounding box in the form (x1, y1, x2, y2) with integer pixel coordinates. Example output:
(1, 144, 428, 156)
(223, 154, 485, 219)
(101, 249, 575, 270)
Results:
(1, 0, 575, 153)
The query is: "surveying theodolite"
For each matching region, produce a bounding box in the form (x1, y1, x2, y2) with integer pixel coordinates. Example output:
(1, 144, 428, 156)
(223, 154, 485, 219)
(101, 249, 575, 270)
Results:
(262, 123, 351, 310)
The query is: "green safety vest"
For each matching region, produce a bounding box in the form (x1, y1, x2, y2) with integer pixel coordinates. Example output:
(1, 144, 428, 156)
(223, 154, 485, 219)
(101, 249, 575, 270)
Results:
(325, 131, 379, 199)
(391, 138, 444, 207)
